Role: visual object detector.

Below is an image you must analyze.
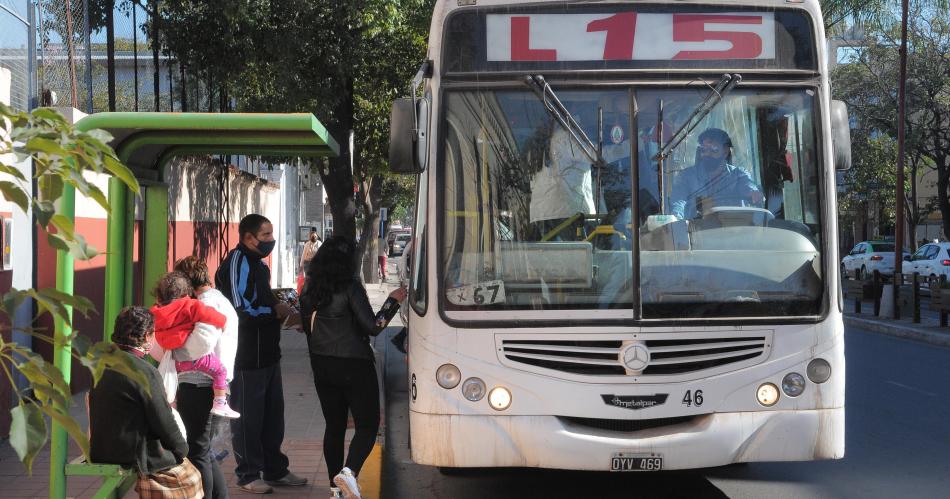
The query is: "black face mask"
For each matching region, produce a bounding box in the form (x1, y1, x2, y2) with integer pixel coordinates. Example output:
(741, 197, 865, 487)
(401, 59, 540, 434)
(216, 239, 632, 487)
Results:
(698, 156, 724, 172)
(256, 238, 276, 257)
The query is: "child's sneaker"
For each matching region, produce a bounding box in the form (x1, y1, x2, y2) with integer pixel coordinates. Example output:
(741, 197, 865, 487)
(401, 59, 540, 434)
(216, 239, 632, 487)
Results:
(332, 467, 360, 498)
(329, 487, 344, 498)
(210, 397, 240, 419)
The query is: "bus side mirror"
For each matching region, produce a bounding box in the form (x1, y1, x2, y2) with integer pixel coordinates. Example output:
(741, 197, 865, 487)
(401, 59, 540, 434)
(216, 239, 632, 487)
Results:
(831, 100, 852, 171)
(389, 97, 429, 174)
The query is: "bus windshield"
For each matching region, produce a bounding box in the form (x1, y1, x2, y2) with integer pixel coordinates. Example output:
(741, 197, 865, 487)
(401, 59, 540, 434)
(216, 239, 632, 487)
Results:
(441, 86, 823, 318)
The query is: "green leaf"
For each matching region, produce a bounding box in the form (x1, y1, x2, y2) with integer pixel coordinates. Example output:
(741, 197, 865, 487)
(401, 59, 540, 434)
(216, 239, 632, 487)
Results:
(67, 169, 110, 211)
(34, 200, 55, 227)
(70, 334, 92, 356)
(45, 232, 69, 253)
(0, 180, 29, 212)
(0, 162, 27, 181)
(102, 155, 140, 194)
(26, 137, 70, 157)
(30, 108, 66, 123)
(38, 174, 64, 204)
(81, 343, 151, 396)
(9, 401, 47, 475)
(1, 289, 29, 319)
(36, 287, 95, 319)
(40, 403, 89, 460)
(25, 289, 72, 326)
(49, 214, 75, 240)
(85, 129, 114, 146)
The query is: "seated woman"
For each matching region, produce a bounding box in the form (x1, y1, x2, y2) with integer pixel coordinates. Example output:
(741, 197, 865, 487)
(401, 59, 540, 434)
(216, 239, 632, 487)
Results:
(88, 306, 204, 498)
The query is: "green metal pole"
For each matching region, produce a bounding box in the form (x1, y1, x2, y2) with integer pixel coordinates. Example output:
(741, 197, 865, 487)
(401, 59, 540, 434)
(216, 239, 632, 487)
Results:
(103, 177, 128, 341)
(49, 185, 75, 499)
(124, 188, 134, 306)
(143, 186, 169, 307)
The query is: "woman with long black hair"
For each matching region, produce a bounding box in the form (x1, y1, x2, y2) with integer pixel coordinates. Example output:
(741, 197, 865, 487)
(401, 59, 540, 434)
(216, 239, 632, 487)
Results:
(299, 236, 406, 499)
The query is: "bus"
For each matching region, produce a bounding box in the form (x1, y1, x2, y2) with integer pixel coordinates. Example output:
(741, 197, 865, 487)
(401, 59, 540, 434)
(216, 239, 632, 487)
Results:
(389, 0, 850, 472)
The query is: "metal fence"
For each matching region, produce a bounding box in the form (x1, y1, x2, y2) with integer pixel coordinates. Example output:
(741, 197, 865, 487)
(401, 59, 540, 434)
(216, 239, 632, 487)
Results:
(0, 0, 32, 111)
(34, 0, 178, 113)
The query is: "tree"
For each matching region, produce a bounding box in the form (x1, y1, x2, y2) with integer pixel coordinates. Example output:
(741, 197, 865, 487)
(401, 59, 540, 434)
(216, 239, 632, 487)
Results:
(832, 3, 950, 240)
(0, 105, 143, 472)
(157, 1, 432, 278)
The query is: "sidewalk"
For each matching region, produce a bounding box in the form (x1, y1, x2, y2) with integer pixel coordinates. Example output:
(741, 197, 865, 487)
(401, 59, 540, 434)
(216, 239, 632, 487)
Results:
(844, 296, 950, 348)
(0, 270, 400, 498)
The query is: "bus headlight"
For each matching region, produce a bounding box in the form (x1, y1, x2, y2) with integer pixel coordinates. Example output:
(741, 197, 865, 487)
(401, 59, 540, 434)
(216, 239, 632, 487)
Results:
(807, 358, 832, 384)
(756, 383, 780, 407)
(461, 377, 486, 402)
(488, 387, 512, 411)
(782, 372, 806, 397)
(436, 364, 461, 389)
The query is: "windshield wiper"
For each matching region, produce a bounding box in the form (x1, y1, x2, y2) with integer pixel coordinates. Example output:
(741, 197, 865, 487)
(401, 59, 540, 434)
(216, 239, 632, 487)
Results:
(653, 73, 742, 162)
(524, 75, 605, 167)
(524, 74, 608, 211)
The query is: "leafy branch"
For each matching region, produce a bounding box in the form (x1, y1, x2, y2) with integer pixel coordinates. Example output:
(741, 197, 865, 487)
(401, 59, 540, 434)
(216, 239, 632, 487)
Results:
(0, 104, 146, 474)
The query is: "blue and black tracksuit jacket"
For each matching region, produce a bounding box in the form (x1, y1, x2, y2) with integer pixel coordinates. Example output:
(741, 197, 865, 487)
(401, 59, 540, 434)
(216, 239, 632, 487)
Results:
(215, 243, 281, 370)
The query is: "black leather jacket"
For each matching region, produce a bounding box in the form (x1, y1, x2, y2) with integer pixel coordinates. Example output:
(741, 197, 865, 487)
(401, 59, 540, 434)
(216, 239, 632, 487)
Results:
(300, 278, 382, 360)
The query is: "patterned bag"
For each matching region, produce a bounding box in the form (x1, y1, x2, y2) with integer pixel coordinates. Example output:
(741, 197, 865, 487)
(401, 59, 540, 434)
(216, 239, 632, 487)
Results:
(134, 458, 204, 499)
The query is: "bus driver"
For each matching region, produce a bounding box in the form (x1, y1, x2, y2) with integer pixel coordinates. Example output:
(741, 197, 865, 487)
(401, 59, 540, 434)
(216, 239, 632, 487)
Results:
(670, 128, 763, 220)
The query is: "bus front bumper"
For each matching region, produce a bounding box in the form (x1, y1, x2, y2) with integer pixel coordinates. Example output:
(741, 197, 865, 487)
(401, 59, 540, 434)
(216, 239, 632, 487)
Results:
(409, 408, 844, 470)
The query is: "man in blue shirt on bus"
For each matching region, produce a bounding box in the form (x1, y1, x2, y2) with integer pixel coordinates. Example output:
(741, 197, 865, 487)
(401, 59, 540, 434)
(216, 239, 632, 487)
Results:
(670, 128, 763, 220)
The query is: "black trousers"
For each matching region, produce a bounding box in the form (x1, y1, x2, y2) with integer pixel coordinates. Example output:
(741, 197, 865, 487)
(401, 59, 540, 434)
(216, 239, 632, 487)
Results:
(309, 354, 380, 481)
(229, 364, 290, 485)
(177, 383, 228, 499)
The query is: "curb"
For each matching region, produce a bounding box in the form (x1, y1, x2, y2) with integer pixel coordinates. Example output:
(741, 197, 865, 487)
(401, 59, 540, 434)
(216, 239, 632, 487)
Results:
(844, 315, 950, 348)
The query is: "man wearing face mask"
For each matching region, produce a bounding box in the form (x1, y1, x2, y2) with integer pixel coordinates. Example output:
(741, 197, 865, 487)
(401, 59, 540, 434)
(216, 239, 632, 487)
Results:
(670, 128, 763, 220)
(215, 214, 307, 494)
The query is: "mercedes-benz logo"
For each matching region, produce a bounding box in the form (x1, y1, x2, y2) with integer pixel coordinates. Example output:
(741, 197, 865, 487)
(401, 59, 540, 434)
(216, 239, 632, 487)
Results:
(622, 343, 651, 372)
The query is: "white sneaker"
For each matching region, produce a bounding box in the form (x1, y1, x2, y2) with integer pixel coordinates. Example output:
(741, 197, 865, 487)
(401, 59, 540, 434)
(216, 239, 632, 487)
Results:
(332, 467, 361, 498)
(329, 487, 344, 498)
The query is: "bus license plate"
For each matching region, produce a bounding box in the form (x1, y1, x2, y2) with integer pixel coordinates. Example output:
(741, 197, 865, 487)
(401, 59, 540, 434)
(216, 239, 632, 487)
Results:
(610, 453, 663, 472)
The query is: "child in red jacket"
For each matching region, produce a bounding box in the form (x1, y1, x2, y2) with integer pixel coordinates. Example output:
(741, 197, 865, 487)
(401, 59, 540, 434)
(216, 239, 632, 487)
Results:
(151, 272, 240, 418)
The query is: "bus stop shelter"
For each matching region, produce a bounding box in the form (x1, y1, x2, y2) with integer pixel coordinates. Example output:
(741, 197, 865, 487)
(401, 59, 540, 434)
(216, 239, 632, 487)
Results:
(49, 112, 340, 498)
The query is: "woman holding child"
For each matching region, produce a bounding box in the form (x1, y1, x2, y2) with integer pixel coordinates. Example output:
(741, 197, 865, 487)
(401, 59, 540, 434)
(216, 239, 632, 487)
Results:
(149, 258, 239, 499)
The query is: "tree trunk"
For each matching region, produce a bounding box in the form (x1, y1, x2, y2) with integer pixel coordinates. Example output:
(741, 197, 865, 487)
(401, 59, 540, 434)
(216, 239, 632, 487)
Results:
(938, 157, 950, 240)
(357, 175, 384, 283)
(321, 77, 357, 241)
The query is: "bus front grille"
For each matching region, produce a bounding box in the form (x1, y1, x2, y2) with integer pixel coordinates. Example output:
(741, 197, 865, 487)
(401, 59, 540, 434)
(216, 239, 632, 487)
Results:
(499, 333, 771, 379)
(558, 415, 698, 433)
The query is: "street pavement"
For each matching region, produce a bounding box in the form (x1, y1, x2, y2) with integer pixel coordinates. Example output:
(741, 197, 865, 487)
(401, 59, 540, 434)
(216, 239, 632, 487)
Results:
(380, 322, 950, 499)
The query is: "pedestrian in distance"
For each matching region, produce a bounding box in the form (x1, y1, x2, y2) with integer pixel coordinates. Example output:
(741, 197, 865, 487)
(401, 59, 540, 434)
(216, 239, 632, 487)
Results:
(173, 256, 241, 499)
(215, 214, 307, 494)
(299, 236, 408, 499)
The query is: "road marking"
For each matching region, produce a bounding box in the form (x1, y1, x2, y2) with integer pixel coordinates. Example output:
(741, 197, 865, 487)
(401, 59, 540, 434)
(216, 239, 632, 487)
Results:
(885, 380, 936, 397)
(360, 443, 383, 499)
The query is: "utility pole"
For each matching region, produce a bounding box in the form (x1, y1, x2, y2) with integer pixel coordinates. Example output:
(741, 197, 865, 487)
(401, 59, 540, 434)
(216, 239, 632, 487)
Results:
(894, 0, 910, 315)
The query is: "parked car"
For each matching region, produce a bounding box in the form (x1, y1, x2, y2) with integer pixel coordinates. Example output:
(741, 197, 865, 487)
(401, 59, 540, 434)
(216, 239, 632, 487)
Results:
(391, 233, 412, 256)
(387, 229, 411, 253)
(905, 242, 950, 281)
(841, 241, 910, 279)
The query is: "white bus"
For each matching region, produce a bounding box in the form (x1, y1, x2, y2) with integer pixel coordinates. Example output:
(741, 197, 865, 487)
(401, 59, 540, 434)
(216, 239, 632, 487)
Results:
(389, 0, 850, 472)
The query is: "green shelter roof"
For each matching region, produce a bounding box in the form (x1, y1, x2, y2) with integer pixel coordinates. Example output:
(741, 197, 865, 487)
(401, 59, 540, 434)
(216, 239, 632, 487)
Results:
(75, 112, 340, 174)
